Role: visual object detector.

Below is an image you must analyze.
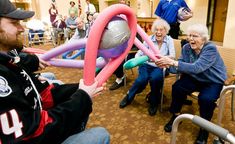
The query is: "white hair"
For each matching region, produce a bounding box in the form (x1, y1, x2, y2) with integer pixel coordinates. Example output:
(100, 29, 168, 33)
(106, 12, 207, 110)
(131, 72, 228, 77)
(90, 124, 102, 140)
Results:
(187, 24, 209, 42)
(151, 19, 170, 34)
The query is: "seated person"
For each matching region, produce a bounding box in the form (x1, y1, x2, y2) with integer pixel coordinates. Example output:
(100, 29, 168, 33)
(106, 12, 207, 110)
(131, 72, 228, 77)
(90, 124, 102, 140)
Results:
(85, 12, 99, 38)
(67, 17, 87, 59)
(85, 13, 94, 37)
(155, 24, 227, 143)
(64, 11, 77, 41)
(26, 18, 45, 44)
(69, 17, 86, 41)
(119, 19, 175, 116)
(52, 14, 66, 45)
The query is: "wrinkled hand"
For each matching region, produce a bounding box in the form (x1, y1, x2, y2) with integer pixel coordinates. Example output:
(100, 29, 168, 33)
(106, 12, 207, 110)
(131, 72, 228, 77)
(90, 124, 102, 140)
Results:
(79, 79, 105, 98)
(155, 56, 174, 68)
(38, 58, 51, 70)
(183, 11, 193, 20)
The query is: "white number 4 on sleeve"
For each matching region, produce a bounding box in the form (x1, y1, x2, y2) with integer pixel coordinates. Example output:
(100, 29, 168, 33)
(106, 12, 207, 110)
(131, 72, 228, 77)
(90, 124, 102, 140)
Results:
(1, 109, 23, 138)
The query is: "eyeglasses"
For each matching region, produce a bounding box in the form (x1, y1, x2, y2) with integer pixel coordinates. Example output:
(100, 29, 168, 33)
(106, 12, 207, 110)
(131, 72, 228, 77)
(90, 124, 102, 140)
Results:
(154, 28, 165, 33)
(187, 34, 201, 39)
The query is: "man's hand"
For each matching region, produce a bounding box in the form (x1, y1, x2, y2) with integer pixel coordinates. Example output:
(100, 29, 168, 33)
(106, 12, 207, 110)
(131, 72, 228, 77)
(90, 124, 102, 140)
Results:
(79, 79, 106, 98)
(38, 58, 51, 70)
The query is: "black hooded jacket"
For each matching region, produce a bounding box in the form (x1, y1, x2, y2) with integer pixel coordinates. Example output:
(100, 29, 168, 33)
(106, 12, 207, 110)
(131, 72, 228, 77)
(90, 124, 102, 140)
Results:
(0, 51, 92, 144)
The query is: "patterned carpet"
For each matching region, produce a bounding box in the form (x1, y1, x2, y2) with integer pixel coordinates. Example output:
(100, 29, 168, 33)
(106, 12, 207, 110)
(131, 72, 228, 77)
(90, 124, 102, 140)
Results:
(39, 44, 235, 144)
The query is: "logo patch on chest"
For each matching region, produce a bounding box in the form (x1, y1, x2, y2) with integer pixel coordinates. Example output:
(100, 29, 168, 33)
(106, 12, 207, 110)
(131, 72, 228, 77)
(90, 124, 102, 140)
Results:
(0, 76, 12, 97)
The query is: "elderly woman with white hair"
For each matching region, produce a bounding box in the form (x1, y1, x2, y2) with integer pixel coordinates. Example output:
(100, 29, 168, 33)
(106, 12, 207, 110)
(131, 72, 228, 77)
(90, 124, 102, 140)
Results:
(119, 19, 175, 116)
(155, 24, 227, 143)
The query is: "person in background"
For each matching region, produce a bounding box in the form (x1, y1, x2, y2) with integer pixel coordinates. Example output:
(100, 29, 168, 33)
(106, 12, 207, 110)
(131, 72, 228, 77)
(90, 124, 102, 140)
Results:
(52, 14, 66, 45)
(85, 13, 94, 37)
(69, 17, 86, 42)
(85, 12, 99, 38)
(0, 0, 110, 143)
(119, 0, 126, 4)
(68, 1, 78, 17)
(154, 0, 193, 39)
(155, 24, 226, 143)
(64, 11, 77, 42)
(26, 17, 45, 45)
(119, 19, 175, 116)
(67, 17, 87, 59)
(85, 0, 96, 15)
(48, 2, 58, 24)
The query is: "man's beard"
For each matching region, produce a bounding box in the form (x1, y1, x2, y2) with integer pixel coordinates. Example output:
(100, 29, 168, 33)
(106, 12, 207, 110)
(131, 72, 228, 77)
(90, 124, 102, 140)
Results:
(0, 31, 23, 52)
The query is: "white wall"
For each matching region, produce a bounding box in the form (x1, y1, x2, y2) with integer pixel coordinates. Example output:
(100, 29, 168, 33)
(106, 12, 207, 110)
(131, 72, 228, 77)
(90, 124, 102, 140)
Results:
(223, 0, 235, 48)
(180, 0, 209, 34)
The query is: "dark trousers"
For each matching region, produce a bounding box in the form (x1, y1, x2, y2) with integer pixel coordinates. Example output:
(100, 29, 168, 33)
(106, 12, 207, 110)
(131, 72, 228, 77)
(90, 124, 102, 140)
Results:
(169, 74, 223, 120)
(127, 64, 163, 106)
(114, 60, 125, 78)
(169, 22, 180, 39)
(114, 53, 136, 78)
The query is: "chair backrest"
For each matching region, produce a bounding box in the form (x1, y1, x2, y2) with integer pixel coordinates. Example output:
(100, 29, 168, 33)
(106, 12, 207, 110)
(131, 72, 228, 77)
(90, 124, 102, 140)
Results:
(216, 46, 235, 77)
(173, 39, 182, 59)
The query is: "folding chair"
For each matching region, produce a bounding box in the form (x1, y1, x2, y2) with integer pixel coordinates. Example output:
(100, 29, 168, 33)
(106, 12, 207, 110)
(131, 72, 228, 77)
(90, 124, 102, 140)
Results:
(27, 27, 54, 47)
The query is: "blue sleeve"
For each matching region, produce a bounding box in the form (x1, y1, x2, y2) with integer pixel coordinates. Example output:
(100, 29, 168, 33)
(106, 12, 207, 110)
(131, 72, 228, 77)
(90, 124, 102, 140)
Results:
(178, 45, 217, 74)
(154, 0, 163, 16)
(181, 0, 189, 9)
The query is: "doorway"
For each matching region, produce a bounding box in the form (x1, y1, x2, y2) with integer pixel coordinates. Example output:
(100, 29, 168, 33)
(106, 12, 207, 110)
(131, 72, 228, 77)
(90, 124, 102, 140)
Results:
(207, 0, 228, 42)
